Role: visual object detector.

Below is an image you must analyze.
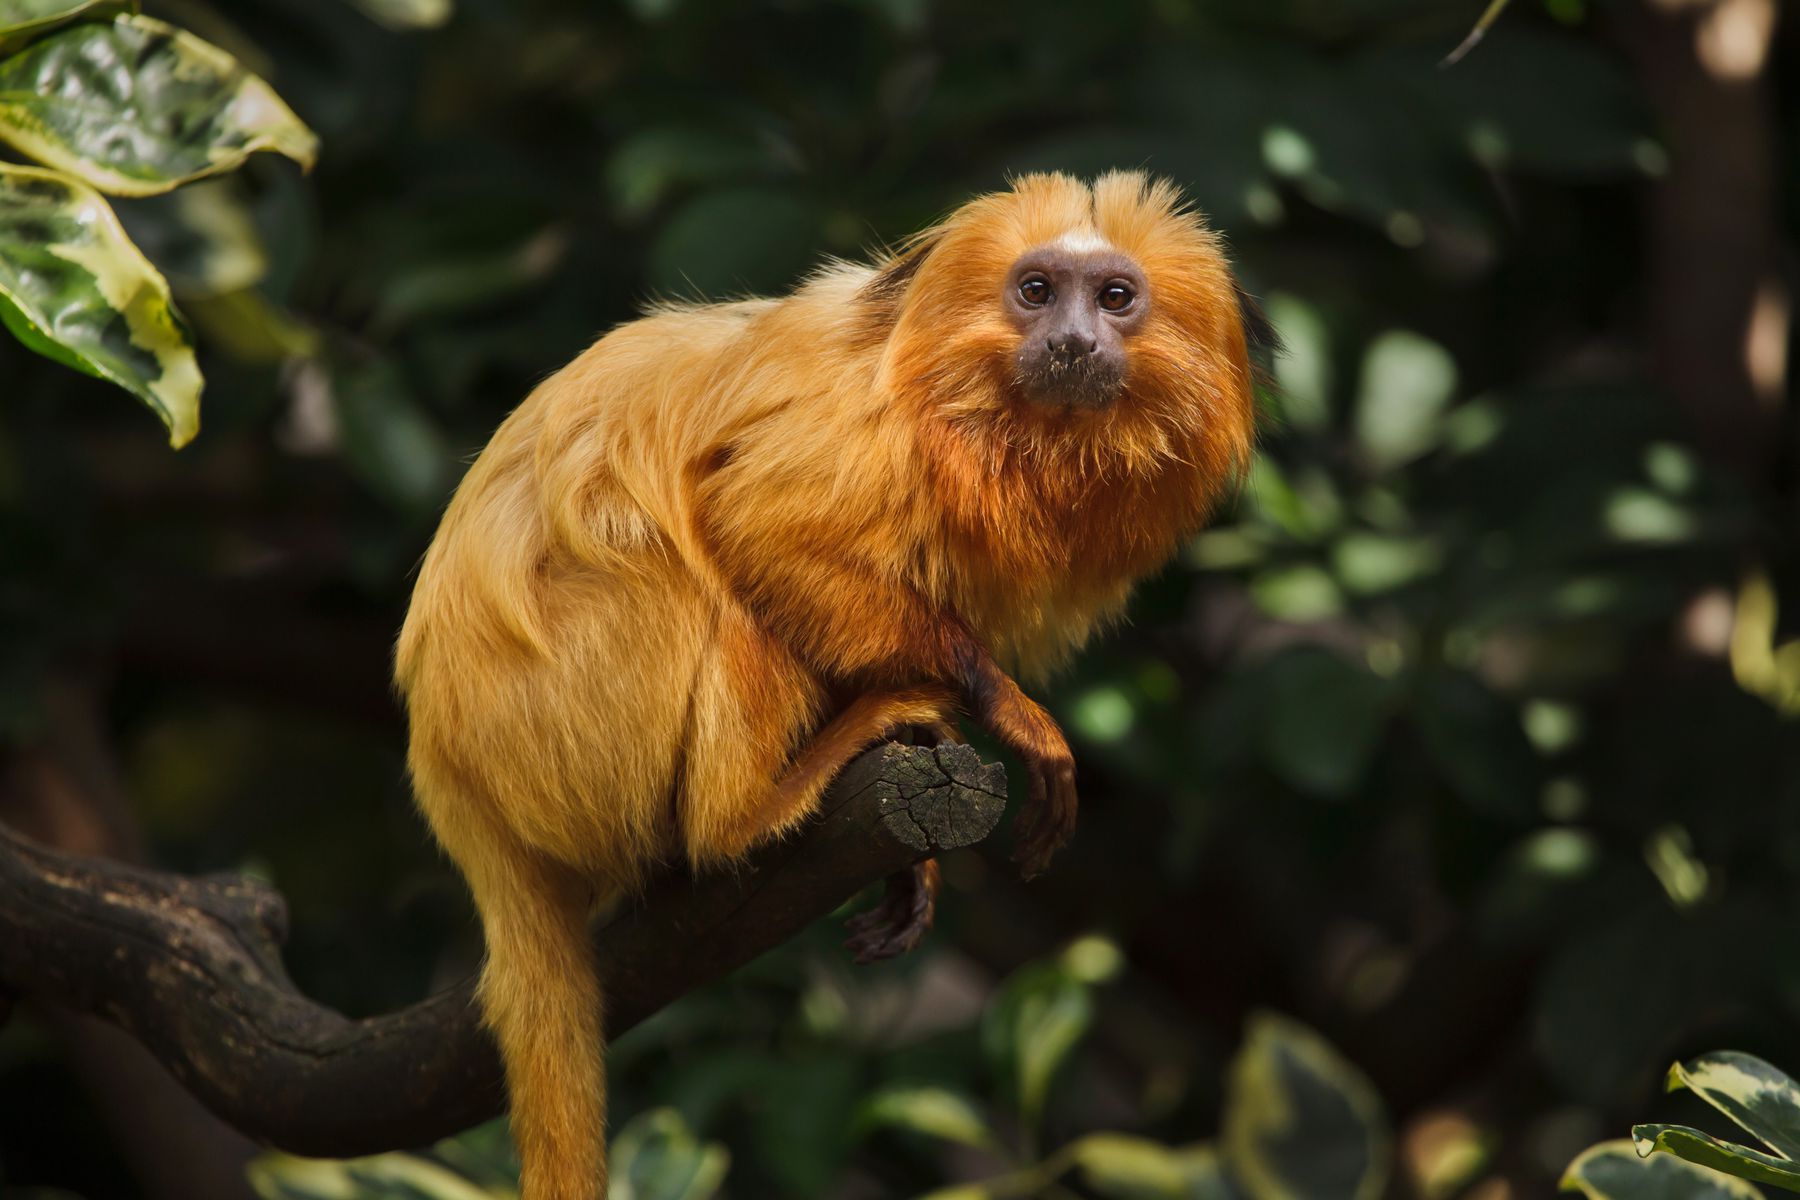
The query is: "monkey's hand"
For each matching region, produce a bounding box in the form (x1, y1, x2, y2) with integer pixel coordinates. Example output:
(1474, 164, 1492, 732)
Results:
(955, 648, 1078, 879)
(845, 859, 939, 963)
(1004, 710, 1078, 880)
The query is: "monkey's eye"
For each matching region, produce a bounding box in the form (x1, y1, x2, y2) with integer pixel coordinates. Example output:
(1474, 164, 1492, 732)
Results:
(1098, 282, 1136, 313)
(1018, 276, 1053, 306)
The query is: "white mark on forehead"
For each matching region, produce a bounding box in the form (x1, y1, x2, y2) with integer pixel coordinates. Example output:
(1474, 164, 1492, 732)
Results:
(1055, 229, 1114, 255)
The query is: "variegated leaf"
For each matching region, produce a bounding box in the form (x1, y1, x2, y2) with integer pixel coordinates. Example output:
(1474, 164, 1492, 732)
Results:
(0, 163, 199, 446)
(1221, 1012, 1391, 1200)
(0, 14, 317, 197)
(1668, 1052, 1800, 1161)
(1564, 1139, 1765, 1200)
(0, 0, 131, 52)
(1633, 1125, 1800, 1191)
(248, 1151, 505, 1200)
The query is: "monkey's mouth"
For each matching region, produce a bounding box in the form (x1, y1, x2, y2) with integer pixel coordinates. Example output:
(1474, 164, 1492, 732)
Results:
(1013, 353, 1125, 410)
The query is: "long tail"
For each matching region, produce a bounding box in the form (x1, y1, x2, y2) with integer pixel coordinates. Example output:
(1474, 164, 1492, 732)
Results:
(467, 845, 607, 1200)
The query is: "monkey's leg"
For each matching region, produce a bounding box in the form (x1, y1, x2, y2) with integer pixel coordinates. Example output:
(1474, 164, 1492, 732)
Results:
(459, 834, 607, 1200)
(769, 692, 954, 962)
(841, 719, 961, 961)
(764, 685, 959, 825)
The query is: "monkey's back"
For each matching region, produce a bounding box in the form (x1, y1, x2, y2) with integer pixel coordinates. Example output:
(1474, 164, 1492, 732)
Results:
(396, 299, 805, 892)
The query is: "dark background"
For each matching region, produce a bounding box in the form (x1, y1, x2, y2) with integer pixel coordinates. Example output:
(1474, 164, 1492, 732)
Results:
(2, 0, 1797, 1196)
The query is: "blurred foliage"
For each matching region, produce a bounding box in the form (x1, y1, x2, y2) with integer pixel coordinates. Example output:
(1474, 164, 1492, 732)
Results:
(250, 1109, 728, 1200)
(0, 0, 1797, 1197)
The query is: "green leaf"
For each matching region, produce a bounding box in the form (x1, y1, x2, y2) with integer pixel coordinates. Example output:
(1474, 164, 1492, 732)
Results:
(0, 0, 131, 52)
(330, 359, 454, 515)
(430, 1120, 520, 1192)
(982, 960, 1095, 1132)
(1563, 1140, 1765, 1200)
(1667, 1052, 1800, 1162)
(1221, 1012, 1391, 1200)
(1353, 330, 1458, 471)
(1071, 1135, 1240, 1200)
(857, 1085, 998, 1150)
(0, 163, 200, 446)
(117, 178, 268, 298)
(1415, 670, 1539, 821)
(248, 1151, 505, 1200)
(646, 187, 823, 297)
(747, 1053, 858, 1197)
(609, 1108, 730, 1200)
(347, 0, 452, 30)
(184, 288, 318, 364)
(0, 14, 317, 197)
(1633, 1126, 1800, 1192)
(605, 126, 766, 222)
(1256, 647, 1394, 798)
(1331, 532, 1440, 595)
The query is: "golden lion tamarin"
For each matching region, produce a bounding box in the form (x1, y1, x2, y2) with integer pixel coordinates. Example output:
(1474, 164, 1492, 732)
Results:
(395, 171, 1261, 1200)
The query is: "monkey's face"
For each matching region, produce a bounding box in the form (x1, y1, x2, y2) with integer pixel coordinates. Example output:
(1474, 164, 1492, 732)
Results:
(885, 172, 1256, 482)
(1003, 243, 1148, 409)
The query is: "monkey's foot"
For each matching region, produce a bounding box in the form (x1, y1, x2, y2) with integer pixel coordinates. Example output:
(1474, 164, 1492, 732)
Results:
(844, 859, 939, 964)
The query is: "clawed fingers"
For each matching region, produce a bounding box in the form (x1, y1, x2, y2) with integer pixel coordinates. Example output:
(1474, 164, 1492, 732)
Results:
(1011, 755, 1077, 880)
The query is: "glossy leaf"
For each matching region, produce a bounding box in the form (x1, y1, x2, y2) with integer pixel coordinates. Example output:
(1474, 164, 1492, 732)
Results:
(1563, 1140, 1765, 1200)
(1667, 1052, 1800, 1162)
(0, 15, 317, 197)
(1222, 1012, 1390, 1200)
(1632, 1126, 1800, 1191)
(0, 0, 131, 52)
(0, 163, 199, 446)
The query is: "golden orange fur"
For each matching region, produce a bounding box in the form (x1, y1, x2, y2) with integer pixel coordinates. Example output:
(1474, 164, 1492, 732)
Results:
(395, 171, 1258, 1200)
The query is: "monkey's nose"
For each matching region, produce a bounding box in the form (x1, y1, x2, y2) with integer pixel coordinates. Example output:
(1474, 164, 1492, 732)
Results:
(1047, 333, 1097, 358)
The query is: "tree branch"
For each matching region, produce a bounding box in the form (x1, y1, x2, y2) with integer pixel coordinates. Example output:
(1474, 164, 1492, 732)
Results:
(0, 741, 1006, 1157)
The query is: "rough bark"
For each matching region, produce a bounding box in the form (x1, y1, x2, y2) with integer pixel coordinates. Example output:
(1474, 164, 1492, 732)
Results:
(0, 741, 1006, 1157)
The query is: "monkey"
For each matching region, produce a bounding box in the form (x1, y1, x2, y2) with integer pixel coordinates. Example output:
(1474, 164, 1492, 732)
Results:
(394, 171, 1262, 1200)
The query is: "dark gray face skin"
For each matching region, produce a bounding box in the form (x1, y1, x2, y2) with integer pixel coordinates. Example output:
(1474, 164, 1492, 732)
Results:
(1003, 242, 1149, 409)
